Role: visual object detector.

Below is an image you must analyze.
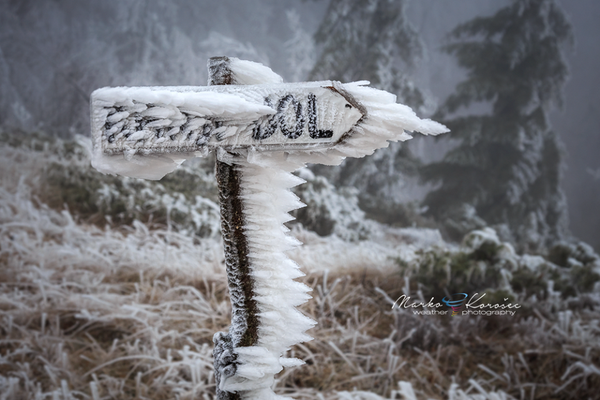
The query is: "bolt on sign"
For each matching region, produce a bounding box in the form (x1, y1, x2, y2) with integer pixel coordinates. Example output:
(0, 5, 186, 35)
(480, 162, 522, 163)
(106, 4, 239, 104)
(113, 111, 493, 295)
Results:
(90, 56, 448, 400)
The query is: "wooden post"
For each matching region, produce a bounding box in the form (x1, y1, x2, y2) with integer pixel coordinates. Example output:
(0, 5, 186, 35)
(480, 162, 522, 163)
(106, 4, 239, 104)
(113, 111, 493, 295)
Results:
(210, 56, 258, 400)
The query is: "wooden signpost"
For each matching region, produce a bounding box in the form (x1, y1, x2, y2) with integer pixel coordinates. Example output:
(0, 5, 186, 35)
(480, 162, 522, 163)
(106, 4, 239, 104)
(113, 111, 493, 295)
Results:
(92, 81, 363, 154)
(90, 56, 447, 400)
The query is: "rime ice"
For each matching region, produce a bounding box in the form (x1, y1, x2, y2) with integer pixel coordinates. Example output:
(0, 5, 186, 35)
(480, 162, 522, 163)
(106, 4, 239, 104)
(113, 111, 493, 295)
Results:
(215, 151, 315, 398)
(90, 77, 447, 180)
(89, 56, 448, 400)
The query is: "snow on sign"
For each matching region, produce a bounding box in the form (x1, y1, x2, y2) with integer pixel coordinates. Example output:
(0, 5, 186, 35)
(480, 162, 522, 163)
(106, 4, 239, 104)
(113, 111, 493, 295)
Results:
(91, 82, 363, 154)
(90, 56, 448, 400)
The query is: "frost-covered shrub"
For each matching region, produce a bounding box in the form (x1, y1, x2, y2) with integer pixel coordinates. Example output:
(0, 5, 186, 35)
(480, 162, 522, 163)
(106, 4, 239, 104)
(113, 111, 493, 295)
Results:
(292, 169, 376, 241)
(400, 228, 514, 298)
(548, 240, 600, 268)
(509, 262, 551, 300)
(95, 170, 221, 238)
(2, 131, 222, 238)
(439, 204, 488, 242)
(46, 164, 222, 238)
(400, 227, 600, 304)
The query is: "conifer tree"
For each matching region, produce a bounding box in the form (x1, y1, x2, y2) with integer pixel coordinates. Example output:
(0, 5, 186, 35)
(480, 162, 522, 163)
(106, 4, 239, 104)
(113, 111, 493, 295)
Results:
(309, 0, 426, 224)
(422, 0, 572, 251)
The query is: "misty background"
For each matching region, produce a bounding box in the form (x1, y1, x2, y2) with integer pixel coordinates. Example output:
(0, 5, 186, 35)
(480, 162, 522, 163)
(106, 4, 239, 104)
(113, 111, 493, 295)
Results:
(0, 0, 598, 251)
(2, 1, 600, 398)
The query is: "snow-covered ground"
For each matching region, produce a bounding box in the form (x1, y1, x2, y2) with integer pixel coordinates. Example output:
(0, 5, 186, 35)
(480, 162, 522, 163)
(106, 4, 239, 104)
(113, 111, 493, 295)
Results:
(1, 133, 599, 399)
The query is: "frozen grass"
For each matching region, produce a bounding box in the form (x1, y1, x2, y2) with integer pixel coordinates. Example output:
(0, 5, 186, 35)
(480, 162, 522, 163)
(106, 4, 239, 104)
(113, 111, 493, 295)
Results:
(1, 133, 599, 399)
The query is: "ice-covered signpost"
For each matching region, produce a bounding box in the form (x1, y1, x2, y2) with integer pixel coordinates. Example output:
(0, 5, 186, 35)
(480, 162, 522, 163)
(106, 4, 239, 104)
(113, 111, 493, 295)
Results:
(90, 56, 447, 399)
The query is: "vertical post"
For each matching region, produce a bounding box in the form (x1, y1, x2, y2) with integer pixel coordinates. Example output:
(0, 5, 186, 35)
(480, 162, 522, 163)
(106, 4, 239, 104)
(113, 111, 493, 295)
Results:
(210, 56, 258, 400)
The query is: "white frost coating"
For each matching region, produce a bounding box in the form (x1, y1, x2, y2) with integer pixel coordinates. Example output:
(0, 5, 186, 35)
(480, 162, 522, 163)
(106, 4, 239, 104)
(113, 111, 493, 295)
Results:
(212, 62, 447, 398)
(90, 88, 275, 180)
(218, 150, 316, 400)
(287, 81, 449, 166)
(92, 151, 190, 181)
(87, 59, 449, 398)
(90, 77, 447, 180)
(229, 57, 284, 85)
